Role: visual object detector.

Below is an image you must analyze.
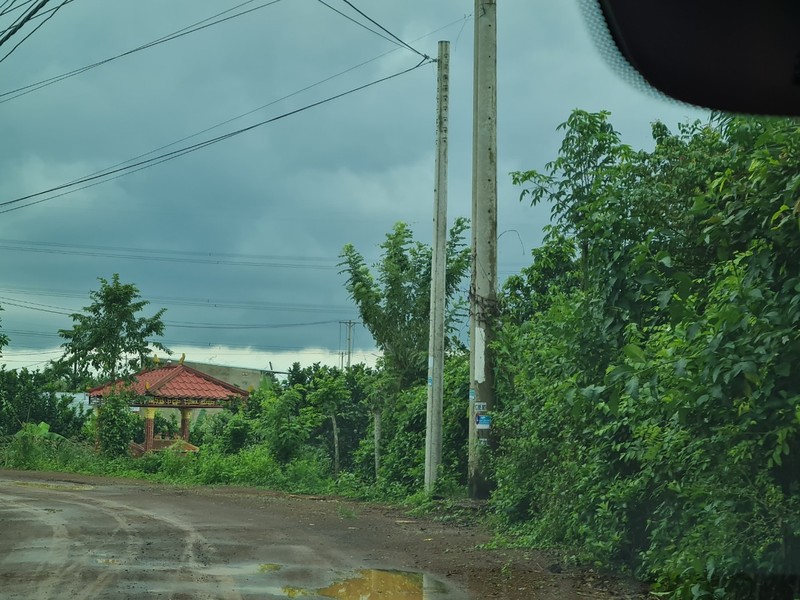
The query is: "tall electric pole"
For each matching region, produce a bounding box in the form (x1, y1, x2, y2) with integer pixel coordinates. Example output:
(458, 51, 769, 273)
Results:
(346, 320, 354, 369)
(468, 0, 497, 499)
(425, 40, 450, 494)
(340, 320, 355, 369)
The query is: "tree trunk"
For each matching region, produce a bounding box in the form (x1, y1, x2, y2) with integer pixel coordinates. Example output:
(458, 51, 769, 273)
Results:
(373, 408, 381, 480)
(330, 414, 340, 476)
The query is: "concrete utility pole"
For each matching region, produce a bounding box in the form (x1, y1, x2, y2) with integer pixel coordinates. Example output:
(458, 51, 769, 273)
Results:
(341, 320, 355, 369)
(468, 0, 497, 499)
(339, 320, 354, 369)
(425, 40, 450, 494)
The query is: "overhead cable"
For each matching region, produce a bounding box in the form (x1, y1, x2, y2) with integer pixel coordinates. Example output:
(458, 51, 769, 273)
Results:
(4, 329, 344, 353)
(0, 0, 71, 26)
(55, 14, 468, 190)
(313, 0, 402, 49)
(63, 51, 408, 185)
(0, 0, 49, 49)
(0, 0, 67, 63)
(0, 243, 339, 269)
(0, 296, 345, 329)
(337, 0, 429, 59)
(0, 0, 34, 18)
(0, 56, 433, 214)
(0, 237, 332, 262)
(0, 286, 356, 314)
(0, 0, 282, 102)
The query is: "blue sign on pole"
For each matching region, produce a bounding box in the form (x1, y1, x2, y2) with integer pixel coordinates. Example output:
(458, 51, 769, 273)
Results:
(475, 415, 492, 430)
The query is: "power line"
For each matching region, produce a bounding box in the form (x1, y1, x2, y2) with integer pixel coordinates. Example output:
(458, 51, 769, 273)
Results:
(2, 329, 345, 354)
(0, 243, 339, 269)
(166, 319, 341, 330)
(43, 14, 469, 199)
(0, 298, 70, 315)
(0, 295, 344, 329)
(54, 53, 407, 188)
(0, 0, 68, 63)
(0, 14, 466, 213)
(0, 1, 17, 16)
(0, 237, 333, 262)
(0, 287, 357, 314)
(314, 0, 402, 49)
(0, 349, 61, 356)
(0, 56, 432, 214)
(337, 0, 429, 59)
(0, 0, 49, 50)
(0, 0, 37, 32)
(0, 1, 35, 18)
(0, 0, 70, 26)
(0, 0, 282, 102)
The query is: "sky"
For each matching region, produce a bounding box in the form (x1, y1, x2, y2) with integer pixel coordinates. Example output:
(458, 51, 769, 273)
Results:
(0, 0, 706, 375)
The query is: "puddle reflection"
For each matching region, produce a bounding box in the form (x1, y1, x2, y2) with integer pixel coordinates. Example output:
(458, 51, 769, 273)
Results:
(285, 569, 454, 599)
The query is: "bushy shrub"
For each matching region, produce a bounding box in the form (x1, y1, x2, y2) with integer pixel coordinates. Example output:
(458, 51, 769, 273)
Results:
(96, 393, 140, 457)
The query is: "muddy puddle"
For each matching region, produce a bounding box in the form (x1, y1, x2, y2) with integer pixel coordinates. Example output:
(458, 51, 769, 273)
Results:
(13, 480, 94, 492)
(149, 564, 467, 599)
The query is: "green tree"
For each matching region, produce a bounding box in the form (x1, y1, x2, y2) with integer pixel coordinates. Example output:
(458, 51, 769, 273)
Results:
(0, 368, 87, 438)
(339, 218, 470, 388)
(95, 392, 140, 457)
(307, 367, 352, 476)
(259, 384, 321, 463)
(57, 274, 170, 383)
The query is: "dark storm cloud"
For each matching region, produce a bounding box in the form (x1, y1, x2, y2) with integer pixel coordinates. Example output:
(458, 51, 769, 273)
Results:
(1, 0, 706, 369)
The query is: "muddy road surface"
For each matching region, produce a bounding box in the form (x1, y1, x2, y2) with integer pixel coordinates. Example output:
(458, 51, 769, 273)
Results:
(0, 471, 644, 599)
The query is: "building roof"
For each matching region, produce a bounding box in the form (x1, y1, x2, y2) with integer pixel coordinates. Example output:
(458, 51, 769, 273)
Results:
(88, 363, 249, 404)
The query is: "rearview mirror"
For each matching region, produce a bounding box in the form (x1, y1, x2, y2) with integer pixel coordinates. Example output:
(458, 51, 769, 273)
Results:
(591, 0, 800, 115)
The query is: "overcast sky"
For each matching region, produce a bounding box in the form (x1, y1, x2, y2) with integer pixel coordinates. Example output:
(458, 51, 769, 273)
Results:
(0, 0, 706, 374)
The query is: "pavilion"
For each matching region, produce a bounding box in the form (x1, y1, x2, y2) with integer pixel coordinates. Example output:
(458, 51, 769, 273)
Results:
(88, 363, 249, 452)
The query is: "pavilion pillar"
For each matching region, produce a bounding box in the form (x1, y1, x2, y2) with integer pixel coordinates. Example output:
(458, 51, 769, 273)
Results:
(144, 407, 157, 452)
(180, 408, 192, 442)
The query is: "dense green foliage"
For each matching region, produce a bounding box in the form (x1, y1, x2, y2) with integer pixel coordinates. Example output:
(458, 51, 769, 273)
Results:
(492, 111, 800, 599)
(94, 393, 141, 457)
(0, 368, 86, 438)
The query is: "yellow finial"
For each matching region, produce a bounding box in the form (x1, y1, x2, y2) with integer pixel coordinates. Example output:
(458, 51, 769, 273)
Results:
(179, 352, 186, 365)
(153, 354, 160, 365)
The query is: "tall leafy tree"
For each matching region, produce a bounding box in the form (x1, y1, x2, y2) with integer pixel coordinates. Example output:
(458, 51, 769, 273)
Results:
(339, 218, 470, 388)
(58, 274, 170, 383)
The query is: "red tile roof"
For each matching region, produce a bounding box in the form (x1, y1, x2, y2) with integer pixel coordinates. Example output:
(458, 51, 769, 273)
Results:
(88, 363, 249, 404)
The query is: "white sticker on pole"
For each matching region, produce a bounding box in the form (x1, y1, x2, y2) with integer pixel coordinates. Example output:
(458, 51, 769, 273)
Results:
(475, 326, 486, 383)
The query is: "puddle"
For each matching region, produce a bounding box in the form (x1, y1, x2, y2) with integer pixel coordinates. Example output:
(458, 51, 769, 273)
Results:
(13, 481, 94, 492)
(313, 569, 434, 599)
(277, 569, 459, 599)
(133, 564, 465, 599)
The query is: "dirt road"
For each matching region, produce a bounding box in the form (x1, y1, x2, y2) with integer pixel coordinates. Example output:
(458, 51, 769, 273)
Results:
(0, 471, 644, 599)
